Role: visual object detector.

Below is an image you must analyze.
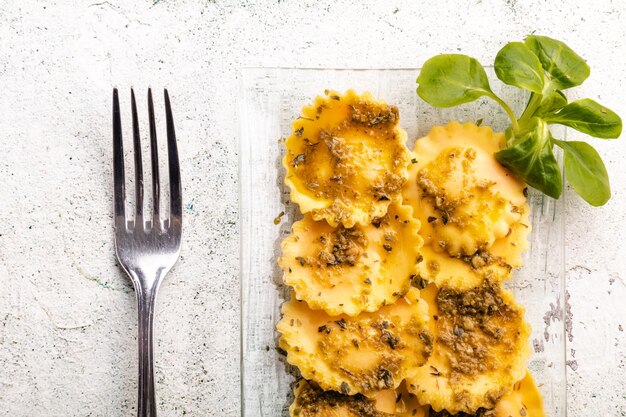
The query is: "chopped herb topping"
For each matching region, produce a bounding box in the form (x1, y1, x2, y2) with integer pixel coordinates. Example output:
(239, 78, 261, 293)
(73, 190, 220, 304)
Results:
(273, 211, 285, 225)
(340, 382, 350, 394)
(335, 318, 347, 330)
(381, 330, 400, 349)
(292, 154, 305, 167)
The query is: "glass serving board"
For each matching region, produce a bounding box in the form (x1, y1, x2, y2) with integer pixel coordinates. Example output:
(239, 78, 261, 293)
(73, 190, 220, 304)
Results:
(239, 68, 566, 417)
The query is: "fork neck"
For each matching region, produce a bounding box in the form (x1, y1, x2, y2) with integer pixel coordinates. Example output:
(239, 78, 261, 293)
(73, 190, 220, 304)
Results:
(128, 267, 168, 293)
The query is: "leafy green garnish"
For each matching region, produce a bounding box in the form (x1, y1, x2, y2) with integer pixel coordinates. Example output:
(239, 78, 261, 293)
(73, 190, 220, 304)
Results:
(496, 118, 562, 199)
(494, 42, 544, 94)
(525, 35, 590, 89)
(416, 54, 494, 107)
(553, 139, 611, 206)
(416, 35, 621, 206)
(543, 98, 622, 139)
(533, 90, 567, 117)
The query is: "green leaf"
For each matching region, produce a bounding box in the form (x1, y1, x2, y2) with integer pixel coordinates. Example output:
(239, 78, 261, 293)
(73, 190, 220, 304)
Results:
(496, 118, 562, 198)
(534, 90, 568, 117)
(417, 54, 494, 107)
(525, 35, 590, 89)
(544, 98, 622, 138)
(553, 139, 611, 206)
(494, 42, 545, 93)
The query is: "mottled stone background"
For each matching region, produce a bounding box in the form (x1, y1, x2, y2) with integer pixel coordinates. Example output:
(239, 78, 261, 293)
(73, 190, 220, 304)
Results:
(0, 0, 625, 415)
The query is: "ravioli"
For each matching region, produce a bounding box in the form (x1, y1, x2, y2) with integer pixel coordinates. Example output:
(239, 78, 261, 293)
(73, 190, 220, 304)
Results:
(289, 380, 387, 417)
(406, 282, 531, 414)
(277, 289, 432, 396)
(284, 90, 410, 228)
(403, 122, 530, 290)
(289, 380, 428, 417)
(280, 203, 423, 316)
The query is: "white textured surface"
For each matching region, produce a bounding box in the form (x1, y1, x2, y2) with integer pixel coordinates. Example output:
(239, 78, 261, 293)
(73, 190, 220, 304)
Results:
(0, 1, 624, 415)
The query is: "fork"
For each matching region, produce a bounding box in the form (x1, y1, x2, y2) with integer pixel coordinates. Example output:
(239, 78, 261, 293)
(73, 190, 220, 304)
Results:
(112, 88, 182, 417)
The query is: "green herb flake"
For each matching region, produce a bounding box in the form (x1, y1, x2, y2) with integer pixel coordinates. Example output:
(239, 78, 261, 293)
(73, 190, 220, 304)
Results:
(273, 211, 285, 225)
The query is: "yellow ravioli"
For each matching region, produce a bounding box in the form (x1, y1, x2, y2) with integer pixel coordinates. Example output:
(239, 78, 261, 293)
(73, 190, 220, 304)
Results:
(403, 122, 530, 290)
(406, 282, 531, 414)
(289, 380, 387, 417)
(284, 90, 410, 228)
(280, 203, 423, 316)
(278, 289, 432, 396)
(404, 121, 528, 257)
(289, 380, 428, 417)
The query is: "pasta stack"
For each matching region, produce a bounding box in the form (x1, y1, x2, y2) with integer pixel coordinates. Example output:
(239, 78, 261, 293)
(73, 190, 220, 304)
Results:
(276, 91, 545, 417)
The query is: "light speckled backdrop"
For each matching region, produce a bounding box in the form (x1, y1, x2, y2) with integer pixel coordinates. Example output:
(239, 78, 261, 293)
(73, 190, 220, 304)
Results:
(0, 1, 624, 415)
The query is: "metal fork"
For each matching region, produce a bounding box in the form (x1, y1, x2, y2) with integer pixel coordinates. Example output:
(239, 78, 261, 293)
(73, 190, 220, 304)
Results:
(112, 88, 182, 417)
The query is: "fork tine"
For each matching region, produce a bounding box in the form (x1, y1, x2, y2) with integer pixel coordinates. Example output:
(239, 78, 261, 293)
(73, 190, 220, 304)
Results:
(147, 88, 161, 228)
(131, 89, 144, 226)
(164, 89, 182, 224)
(112, 88, 126, 230)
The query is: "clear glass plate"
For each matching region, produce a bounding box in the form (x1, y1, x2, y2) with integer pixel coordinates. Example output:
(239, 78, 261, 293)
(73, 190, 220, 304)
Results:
(239, 68, 567, 417)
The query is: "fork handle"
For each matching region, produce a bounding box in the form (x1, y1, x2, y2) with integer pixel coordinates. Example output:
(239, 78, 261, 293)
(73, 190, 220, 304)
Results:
(136, 284, 159, 417)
